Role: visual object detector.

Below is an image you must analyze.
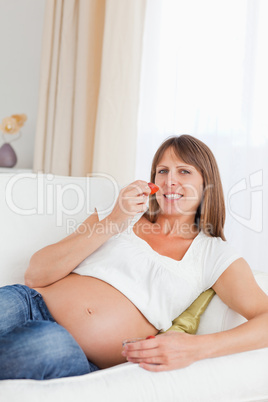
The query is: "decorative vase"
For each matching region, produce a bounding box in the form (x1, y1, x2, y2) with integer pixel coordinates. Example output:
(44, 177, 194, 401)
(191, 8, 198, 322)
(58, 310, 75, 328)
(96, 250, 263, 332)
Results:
(0, 143, 17, 168)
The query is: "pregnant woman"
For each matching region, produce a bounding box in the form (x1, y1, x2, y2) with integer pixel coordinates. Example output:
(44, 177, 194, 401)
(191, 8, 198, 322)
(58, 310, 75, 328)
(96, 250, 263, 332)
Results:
(1, 134, 268, 379)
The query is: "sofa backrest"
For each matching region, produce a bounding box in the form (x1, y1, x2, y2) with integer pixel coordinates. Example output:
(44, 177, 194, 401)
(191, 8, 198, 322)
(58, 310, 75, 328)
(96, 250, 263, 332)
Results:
(0, 173, 118, 286)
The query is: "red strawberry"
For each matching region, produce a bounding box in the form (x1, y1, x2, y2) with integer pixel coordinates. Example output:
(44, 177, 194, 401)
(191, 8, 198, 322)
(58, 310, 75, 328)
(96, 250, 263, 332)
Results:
(148, 182, 159, 195)
(146, 335, 156, 340)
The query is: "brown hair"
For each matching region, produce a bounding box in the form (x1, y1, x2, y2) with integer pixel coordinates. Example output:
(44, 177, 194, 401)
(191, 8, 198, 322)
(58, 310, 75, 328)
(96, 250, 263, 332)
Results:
(144, 135, 226, 240)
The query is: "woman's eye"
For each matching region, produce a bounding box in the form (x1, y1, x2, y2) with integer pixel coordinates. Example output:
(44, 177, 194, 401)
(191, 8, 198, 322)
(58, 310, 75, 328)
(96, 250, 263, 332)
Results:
(180, 170, 191, 174)
(158, 169, 168, 174)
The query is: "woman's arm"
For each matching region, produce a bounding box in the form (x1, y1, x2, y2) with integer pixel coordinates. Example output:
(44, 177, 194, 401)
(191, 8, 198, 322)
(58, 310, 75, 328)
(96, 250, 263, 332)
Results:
(25, 210, 108, 288)
(122, 258, 268, 371)
(25, 180, 150, 288)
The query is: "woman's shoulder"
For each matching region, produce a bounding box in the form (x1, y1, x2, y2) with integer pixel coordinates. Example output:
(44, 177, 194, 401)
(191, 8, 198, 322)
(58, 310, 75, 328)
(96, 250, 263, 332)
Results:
(198, 230, 241, 262)
(198, 232, 242, 289)
(198, 230, 230, 247)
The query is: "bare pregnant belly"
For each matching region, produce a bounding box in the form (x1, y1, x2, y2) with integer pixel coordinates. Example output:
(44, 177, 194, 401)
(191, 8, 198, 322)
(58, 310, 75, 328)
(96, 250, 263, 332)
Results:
(34, 273, 157, 368)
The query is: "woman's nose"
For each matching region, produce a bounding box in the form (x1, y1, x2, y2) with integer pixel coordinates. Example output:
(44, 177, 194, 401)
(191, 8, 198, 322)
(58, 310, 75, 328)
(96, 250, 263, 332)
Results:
(166, 172, 179, 187)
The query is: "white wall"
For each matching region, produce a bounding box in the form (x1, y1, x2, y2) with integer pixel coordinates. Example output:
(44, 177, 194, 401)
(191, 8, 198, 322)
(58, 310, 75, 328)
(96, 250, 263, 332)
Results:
(0, 0, 46, 169)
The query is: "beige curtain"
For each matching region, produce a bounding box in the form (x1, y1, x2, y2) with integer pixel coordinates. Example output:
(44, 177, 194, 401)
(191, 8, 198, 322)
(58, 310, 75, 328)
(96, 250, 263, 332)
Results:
(34, 0, 147, 185)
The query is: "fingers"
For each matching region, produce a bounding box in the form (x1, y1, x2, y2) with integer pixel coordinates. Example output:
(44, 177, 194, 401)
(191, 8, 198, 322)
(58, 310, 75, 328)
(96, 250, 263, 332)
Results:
(123, 337, 158, 352)
(123, 346, 158, 360)
(109, 180, 152, 232)
(118, 196, 148, 215)
(118, 181, 150, 215)
(123, 332, 198, 372)
(124, 346, 164, 368)
(127, 355, 161, 365)
(122, 180, 151, 197)
(139, 363, 167, 372)
(124, 347, 177, 372)
(123, 344, 169, 371)
(122, 338, 159, 363)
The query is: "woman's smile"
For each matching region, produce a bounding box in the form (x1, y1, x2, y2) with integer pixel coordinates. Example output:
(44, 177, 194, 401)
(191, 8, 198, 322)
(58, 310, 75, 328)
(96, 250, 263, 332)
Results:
(163, 192, 183, 200)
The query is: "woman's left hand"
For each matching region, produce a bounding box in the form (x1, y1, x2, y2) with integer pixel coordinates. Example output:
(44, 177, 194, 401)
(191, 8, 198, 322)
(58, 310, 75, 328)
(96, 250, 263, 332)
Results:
(122, 331, 201, 372)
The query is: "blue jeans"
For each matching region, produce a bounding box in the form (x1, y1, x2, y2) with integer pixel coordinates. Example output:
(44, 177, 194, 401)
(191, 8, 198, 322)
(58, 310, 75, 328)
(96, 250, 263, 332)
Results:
(0, 284, 99, 380)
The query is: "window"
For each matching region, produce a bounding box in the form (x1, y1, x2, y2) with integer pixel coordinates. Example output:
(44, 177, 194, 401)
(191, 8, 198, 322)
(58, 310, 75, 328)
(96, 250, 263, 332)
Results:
(136, 0, 268, 271)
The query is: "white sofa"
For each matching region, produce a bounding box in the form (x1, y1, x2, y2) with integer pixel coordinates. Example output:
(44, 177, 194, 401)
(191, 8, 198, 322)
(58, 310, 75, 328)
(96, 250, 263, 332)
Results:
(0, 172, 268, 402)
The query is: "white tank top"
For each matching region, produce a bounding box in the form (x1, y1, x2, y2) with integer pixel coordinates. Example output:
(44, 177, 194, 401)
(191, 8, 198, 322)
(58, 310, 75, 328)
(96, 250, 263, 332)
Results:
(73, 219, 241, 331)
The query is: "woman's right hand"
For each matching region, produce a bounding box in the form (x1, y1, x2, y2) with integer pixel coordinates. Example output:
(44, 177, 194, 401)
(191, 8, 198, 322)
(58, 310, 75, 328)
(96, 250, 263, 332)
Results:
(108, 180, 151, 233)
(25, 181, 150, 287)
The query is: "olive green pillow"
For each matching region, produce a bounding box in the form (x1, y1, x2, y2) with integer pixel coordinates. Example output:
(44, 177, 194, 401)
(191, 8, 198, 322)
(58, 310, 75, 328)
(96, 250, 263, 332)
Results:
(165, 288, 215, 334)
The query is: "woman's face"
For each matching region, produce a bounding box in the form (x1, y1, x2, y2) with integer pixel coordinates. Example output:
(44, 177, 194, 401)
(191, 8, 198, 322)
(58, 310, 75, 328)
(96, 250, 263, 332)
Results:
(154, 147, 204, 218)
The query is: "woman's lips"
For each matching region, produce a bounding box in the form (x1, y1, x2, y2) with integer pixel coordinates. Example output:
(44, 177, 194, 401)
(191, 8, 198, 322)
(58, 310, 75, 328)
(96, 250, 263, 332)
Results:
(163, 193, 183, 200)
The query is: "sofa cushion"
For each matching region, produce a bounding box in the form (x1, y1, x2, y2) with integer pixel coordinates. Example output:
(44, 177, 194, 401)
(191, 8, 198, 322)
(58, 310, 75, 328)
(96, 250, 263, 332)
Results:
(166, 288, 215, 334)
(1, 348, 268, 402)
(197, 271, 268, 333)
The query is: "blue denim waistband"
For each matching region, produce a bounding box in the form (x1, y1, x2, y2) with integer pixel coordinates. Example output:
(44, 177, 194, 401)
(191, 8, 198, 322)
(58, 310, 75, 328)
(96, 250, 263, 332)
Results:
(29, 287, 56, 322)
(11, 284, 55, 322)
